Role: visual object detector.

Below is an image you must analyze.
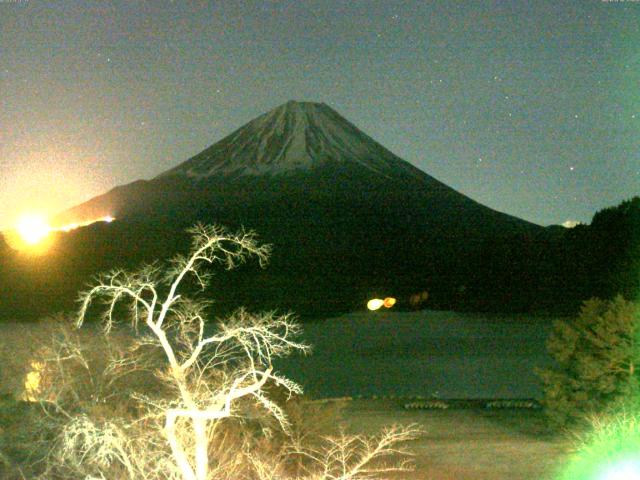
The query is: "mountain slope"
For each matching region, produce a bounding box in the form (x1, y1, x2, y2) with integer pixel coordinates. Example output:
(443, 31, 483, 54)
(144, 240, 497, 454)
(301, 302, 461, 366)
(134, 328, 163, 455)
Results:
(7, 101, 545, 318)
(56, 101, 536, 235)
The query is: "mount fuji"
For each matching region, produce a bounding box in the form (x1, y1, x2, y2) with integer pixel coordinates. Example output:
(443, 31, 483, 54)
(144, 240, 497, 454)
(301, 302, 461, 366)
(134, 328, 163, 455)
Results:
(5, 101, 545, 317)
(160, 100, 417, 178)
(55, 101, 535, 230)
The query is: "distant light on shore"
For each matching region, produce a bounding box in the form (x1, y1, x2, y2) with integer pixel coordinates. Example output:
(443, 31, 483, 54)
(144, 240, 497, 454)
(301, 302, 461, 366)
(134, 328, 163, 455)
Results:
(367, 297, 396, 311)
(383, 297, 396, 308)
(367, 299, 384, 311)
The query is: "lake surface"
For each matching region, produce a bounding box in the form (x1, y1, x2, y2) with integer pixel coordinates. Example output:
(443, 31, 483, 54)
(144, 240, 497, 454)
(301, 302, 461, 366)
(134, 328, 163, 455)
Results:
(0, 309, 557, 400)
(276, 310, 556, 399)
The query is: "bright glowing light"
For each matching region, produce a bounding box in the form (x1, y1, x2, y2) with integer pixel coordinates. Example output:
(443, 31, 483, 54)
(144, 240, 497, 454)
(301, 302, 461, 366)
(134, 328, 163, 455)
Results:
(15, 213, 115, 243)
(367, 298, 384, 311)
(562, 219, 581, 228)
(57, 215, 115, 232)
(16, 214, 51, 245)
(599, 459, 640, 480)
(558, 411, 640, 480)
(383, 297, 397, 308)
(5, 213, 116, 252)
(59, 222, 79, 232)
(55, 215, 116, 232)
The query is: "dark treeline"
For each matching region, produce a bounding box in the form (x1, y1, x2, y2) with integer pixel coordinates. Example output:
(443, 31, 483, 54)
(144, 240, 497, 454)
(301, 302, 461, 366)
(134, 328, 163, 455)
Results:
(460, 196, 640, 314)
(0, 196, 638, 321)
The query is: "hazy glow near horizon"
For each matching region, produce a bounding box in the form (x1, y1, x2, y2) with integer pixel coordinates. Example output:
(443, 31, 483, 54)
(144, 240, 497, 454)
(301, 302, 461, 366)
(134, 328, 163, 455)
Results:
(15, 214, 51, 245)
(58, 215, 114, 233)
(6, 214, 115, 252)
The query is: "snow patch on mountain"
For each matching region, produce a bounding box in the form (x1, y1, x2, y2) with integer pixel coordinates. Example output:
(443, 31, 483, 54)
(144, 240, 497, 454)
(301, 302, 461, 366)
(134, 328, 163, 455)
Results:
(158, 101, 412, 179)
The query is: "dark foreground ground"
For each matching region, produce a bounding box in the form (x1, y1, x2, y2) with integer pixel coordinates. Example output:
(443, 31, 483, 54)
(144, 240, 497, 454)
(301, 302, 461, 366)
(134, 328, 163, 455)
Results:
(0, 397, 574, 480)
(340, 399, 571, 480)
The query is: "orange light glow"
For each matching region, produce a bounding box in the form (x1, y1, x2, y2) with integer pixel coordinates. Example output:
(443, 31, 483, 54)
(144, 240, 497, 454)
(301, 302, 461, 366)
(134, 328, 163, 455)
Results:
(16, 214, 51, 245)
(57, 215, 115, 232)
(383, 297, 396, 308)
(367, 296, 397, 311)
(4, 213, 116, 253)
(59, 222, 80, 232)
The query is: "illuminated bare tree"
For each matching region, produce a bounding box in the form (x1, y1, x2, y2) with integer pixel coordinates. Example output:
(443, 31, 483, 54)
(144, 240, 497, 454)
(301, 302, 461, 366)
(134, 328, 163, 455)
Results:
(16, 224, 421, 480)
(284, 424, 420, 480)
(76, 224, 309, 480)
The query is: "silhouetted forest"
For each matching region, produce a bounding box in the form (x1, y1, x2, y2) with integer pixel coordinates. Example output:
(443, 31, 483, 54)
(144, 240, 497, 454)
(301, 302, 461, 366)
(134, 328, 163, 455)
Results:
(0, 197, 638, 321)
(461, 196, 640, 314)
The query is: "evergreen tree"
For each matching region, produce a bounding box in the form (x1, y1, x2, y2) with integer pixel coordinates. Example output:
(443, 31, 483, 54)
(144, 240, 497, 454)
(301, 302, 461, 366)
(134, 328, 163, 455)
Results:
(537, 296, 640, 428)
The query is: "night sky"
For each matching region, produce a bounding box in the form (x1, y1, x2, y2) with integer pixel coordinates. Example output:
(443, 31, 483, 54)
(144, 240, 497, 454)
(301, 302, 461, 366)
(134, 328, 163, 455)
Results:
(1, 1, 638, 229)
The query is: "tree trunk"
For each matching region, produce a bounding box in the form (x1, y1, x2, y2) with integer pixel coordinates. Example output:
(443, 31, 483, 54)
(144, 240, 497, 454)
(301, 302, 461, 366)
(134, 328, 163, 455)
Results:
(193, 418, 209, 480)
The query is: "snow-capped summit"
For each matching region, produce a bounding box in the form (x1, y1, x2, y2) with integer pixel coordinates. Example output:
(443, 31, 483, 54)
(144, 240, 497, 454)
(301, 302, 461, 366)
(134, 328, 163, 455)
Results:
(158, 100, 412, 179)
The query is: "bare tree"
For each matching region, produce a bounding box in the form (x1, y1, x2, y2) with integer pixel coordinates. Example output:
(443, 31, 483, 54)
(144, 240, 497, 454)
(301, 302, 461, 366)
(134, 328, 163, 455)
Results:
(20, 223, 420, 480)
(75, 224, 309, 480)
(285, 424, 420, 480)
